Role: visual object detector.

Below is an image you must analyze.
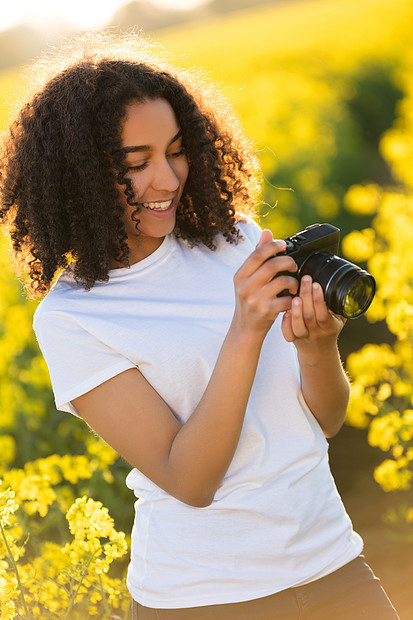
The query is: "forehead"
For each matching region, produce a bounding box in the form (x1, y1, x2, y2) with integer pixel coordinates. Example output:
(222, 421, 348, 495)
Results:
(121, 98, 180, 148)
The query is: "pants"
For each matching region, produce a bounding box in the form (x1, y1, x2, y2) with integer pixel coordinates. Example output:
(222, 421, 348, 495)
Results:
(131, 556, 399, 619)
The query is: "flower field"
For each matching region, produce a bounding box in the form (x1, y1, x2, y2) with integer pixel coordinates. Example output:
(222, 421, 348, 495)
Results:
(1, 0, 413, 616)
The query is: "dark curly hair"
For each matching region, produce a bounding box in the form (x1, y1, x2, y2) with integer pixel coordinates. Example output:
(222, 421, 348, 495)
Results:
(0, 32, 261, 296)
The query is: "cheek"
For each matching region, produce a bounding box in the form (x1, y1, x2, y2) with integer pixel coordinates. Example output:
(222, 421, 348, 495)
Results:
(116, 176, 144, 205)
(178, 158, 189, 186)
(129, 174, 146, 199)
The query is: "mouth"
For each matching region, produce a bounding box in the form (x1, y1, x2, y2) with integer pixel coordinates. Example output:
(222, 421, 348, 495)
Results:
(141, 199, 173, 212)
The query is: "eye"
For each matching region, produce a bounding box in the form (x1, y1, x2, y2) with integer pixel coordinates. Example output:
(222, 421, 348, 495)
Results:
(168, 148, 185, 159)
(127, 162, 148, 172)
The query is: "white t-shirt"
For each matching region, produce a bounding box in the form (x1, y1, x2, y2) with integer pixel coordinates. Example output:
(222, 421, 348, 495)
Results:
(33, 218, 363, 609)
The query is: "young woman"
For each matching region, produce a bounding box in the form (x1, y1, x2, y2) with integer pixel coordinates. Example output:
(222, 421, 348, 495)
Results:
(0, 32, 399, 619)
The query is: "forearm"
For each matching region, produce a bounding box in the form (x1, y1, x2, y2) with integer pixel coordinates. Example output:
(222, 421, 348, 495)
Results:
(297, 342, 350, 438)
(168, 322, 264, 506)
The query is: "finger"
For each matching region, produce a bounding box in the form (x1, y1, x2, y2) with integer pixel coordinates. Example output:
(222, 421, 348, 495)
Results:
(311, 283, 347, 337)
(311, 282, 331, 325)
(298, 275, 317, 326)
(281, 311, 295, 342)
(268, 293, 294, 318)
(236, 259, 298, 308)
(266, 272, 299, 298)
(312, 283, 346, 332)
(333, 313, 346, 327)
(290, 296, 310, 338)
(256, 228, 274, 247)
(256, 255, 298, 288)
(235, 238, 288, 281)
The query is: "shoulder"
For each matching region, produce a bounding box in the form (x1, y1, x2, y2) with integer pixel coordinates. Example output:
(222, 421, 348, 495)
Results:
(235, 215, 263, 246)
(186, 216, 263, 272)
(33, 267, 85, 329)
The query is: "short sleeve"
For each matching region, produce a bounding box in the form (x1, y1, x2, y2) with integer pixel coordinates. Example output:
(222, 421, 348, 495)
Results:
(33, 310, 135, 416)
(237, 217, 263, 247)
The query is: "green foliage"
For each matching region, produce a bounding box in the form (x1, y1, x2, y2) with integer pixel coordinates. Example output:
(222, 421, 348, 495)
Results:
(344, 49, 413, 526)
(160, 0, 412, 237)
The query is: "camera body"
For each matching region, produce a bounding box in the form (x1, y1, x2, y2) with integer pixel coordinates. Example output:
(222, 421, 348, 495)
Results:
(281, 223, 340, 266)
(277, 223, 375, 319)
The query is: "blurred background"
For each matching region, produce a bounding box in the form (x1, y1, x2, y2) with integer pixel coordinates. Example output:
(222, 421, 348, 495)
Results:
(0, 0, 412, 617)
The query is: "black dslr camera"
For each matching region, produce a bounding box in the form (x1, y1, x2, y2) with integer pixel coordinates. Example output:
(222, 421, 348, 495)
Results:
(278, 223, 375, 319)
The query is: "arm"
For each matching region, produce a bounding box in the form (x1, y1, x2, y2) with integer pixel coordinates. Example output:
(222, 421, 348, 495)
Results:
(73, 230, 299, 507)
(281, 275, 350, 438)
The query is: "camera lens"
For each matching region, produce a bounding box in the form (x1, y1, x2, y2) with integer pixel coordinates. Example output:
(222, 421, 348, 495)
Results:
(342, 274, 376, 318)
(299, 253, 376, 318)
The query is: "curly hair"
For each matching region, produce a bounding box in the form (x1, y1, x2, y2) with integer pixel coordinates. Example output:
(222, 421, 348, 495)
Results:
(0, 32, 261, 296)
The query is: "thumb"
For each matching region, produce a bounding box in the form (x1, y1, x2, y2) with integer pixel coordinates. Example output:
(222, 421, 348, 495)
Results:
(257, 229, 274, 247)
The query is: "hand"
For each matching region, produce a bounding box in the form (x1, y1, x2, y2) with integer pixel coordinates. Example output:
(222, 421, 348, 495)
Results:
(281, 275, 346, 353)
(232, 229, 299, 338)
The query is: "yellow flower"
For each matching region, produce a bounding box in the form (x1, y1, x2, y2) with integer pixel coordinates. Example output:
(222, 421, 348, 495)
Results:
(392, 444, 404, 459)
(0, 599, 16, 620)
(59, 455, 93, 484)
(368, 412, 402, 452)
(86, 436, 118, 469)
(0, 574, 18, 604)
(342, 228, 375, 263)
(374, 459, 412, 491)
(104, 531, 128, 560)
(0, 483, 18, 527)
(376, 383, 392, 401)
(387, 301, 413, 341)
(67, 497, 115, 541)
(17, 474, 56, 517)
(344, 184, 381, 215)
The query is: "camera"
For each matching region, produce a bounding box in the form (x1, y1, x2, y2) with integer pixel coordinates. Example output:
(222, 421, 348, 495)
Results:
(277, 223, 376, 319)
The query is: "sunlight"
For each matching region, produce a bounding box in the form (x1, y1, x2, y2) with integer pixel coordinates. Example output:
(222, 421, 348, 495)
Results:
(0, 0, 204, 32)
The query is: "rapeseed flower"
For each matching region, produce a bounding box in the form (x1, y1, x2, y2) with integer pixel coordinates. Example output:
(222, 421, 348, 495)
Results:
(0, 486, 129, 618)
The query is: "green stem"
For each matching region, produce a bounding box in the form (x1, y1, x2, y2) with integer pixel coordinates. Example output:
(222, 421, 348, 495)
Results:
(63, 547, 101, 620)
(47, 576, 70, 595)
(98, 572, 111, 616)
(0, 521, 31, 620)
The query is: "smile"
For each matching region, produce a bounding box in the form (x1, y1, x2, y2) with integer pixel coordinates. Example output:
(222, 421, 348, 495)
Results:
(142, 200, 173, 211)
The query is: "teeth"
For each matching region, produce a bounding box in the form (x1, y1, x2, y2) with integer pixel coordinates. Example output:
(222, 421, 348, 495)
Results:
(142, 200, 172, 211)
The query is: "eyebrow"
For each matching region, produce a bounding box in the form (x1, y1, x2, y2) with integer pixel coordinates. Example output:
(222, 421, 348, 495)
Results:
(121, 129, 183, 154)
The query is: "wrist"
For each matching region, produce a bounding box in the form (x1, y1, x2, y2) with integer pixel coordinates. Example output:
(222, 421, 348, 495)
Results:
(227, 317, 267, 354)
(295, 339, 341, 368)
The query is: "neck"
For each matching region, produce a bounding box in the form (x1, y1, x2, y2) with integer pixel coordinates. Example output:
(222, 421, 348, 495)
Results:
(110, 236, 165, 269)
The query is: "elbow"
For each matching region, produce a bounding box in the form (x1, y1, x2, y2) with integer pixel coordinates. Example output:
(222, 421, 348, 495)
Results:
(178, 490, 215, 508)
(323, 418, 345, 439)
(187, 496, 214, 508)
(165, 454, 221, 507)
(323, 395, 350, 439)
(324, 426, 342, 439)
(156, 477, 217, 508)
(170, 482, 217, 508)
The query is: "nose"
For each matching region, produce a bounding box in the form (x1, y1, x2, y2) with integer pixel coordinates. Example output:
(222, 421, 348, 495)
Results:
(151, 157, 180, 192)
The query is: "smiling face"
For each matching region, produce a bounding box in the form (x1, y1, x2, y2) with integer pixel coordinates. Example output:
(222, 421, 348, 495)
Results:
(117, 98, 189, 264)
